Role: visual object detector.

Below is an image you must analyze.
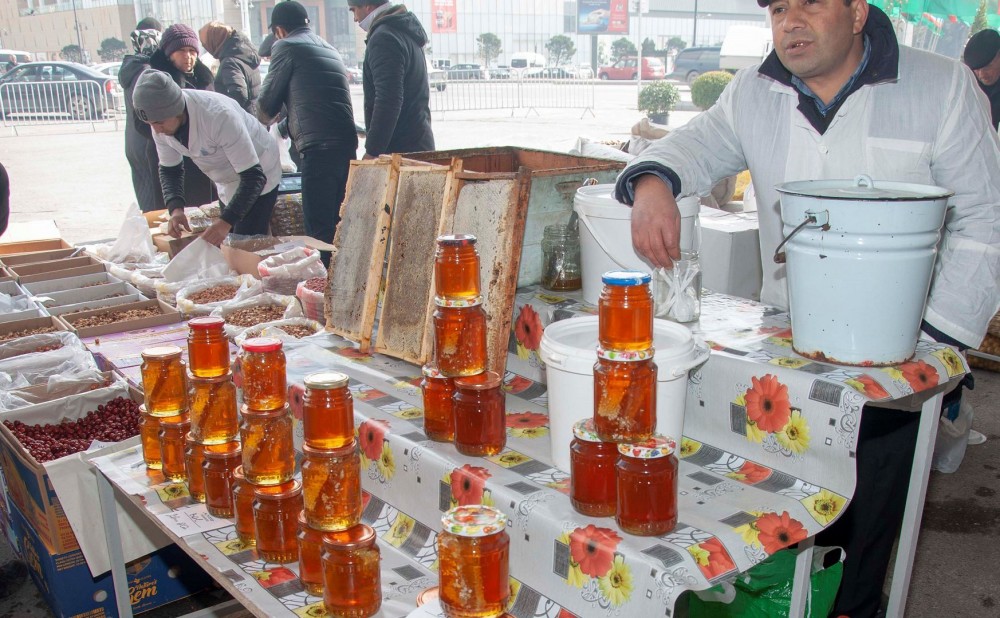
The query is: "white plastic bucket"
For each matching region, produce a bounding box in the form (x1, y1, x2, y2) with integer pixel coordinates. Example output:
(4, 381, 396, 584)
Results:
(776, 175, 951, 366)
(574, 184, 700, 305)
(539, 316, 709, 472)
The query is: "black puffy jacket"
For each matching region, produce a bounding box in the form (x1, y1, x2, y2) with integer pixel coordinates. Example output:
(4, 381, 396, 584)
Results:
(257, 28, 357, 155)
(213, 32, 262, 113)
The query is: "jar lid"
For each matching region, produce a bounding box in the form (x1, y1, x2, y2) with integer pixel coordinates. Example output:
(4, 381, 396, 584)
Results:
(204, 441, 242, 459)
(617, 435, 676, 459)
(241, 337, 283, 353)
(186, 370, 234, 384)
(436, 233, 477, 247)
(253, 479, 301, 499)
(572, 418, 603, 442)
(304, 371, 349, 390)
(601, 270, 651, 286)
(140, 406, 187, 422)
(453, 370, 502, 391)
(233, 465, 245, 481)
(158, 414, 190, 428)
(596, 347, 655, 361)
(188, 316, 225, 330)
(302, 441, 357, 459)
(240, 403, 290, 418)
(416, 586, 439, 607)
(421, 364, 447, 378)
(321, 523, 377, 551)
(141, 345, 182, 360)
(434, 296, 483, 308)
(441, 505, 508, 537)
(184, 432, 202, 447)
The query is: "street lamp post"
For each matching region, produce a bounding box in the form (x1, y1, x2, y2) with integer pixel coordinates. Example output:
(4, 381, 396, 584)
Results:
(692, 0, 699, 47)
(71, 0, 85, 62)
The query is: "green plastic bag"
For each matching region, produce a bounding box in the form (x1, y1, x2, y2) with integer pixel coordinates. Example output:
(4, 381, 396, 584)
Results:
(689, 547, 843, 618)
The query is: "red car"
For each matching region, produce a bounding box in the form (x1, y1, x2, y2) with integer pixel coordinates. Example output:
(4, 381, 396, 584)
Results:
(598, 57, 665, 81)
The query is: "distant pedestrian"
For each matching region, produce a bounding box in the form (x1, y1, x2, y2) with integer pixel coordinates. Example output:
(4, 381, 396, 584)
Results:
(964, 29, 1000, 130)
(199, 22, 262, 114)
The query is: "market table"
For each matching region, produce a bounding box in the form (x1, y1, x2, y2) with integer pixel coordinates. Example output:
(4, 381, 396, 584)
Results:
(91, 289, 966, 618)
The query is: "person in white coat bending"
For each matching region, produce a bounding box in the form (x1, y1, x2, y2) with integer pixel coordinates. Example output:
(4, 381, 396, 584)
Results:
(615, 0, 1000, 616)
(133, 70, 282, 247)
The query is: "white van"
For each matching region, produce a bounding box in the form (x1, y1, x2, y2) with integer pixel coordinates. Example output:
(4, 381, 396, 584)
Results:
(509, 52, 546, 71)
(720, 26, 772, 71)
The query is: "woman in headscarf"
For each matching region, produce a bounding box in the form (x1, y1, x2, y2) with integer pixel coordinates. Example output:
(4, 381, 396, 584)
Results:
(118, 18, 165, 212)
(199, 22, 262, 114)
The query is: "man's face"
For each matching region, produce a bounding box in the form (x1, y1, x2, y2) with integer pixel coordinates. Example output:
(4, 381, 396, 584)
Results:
(169, 47, 198, 73)
(974, 52, 1000, 86)
(148, 113, 184, 136)
(348, 5, 375, 24)
(769, 0, 867, 83)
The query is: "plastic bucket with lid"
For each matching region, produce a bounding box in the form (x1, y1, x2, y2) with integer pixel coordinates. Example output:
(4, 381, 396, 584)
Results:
(776, 175, 951, 366)
(574, 184, 700, 305)
(539, 316, 709, 472)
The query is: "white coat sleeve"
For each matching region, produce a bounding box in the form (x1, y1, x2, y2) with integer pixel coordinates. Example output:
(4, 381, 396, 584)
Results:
(153, 133, 183, 168)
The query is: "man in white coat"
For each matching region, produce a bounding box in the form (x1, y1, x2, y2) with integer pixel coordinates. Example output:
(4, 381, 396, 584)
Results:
(615, 0, 1000, 616)
(133, 70, 282, 246)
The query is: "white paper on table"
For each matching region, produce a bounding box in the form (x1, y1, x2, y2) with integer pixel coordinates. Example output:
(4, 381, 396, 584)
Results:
(156, 503, 232, 537)
(89, 446, 151, 496)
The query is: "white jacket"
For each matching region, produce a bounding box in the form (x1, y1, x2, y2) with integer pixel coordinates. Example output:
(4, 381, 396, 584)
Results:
(626, 44, 1000, 348)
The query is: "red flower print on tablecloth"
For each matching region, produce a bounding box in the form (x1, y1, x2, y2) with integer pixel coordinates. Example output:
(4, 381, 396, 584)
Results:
(900, 360, 939, 393)
(728, 460, 772, 485)
(756, 511, 808, 554)
(514, 305, 544, 351)
(450, 464, 491, 506)
(569, 525, 622, 578)
(358, 419, 389, 461)
(503, 374, 534, 394)
(688, 537, 736, 580)
(854, 374, 890, 400)
(287, 384, 305, 421)
(745, 374, 791, 433)
(251, 567, 297, 587)
(556, 609, 580, 618)
(505, 412, 548, 429)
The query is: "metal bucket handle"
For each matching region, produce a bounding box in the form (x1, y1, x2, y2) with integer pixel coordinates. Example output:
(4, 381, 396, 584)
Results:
(773, 209, 831, 264)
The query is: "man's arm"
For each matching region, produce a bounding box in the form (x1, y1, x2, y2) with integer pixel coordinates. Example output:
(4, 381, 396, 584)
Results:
(363, 34, 406, 158)
(256, 42, 293, 124)
(152, 136, 192, 238)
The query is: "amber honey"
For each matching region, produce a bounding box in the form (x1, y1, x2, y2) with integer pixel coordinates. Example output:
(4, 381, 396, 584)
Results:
(158, 415, 191, 482)
(240, 337, 287, 410)
(421, 364, 455, 442)
(433, 300, 487, 377)
(239, 404, 295, 486)
(203, 441, 242, 517)
(570, 419, 618, 517)
(187, 316, 229, 378)
(184, 434, 207, 502)
(437, 506, 509, 618)
(139, 406, 167, 470)
(141, 345, 187, 414)
(435, 234, 481, 300)
(188, 372, 238, 445)
(453, 371, 506, 457)
(616, 436, 678, 536)
(598, 271, 654, 352)
(593, 355, 657, 444)
(303, 372, 354, 449)
(253, 480, 303, 563)
(296, 511, 327, 596)
(301, 442, 361, 531)
(321, 524, 381, 618)
(232, 466, 256, 547)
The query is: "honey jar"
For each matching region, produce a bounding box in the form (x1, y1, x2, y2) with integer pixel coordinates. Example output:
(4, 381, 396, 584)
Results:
(570, 419, 618, 517)
(453, 371, 506, 457)
(321, 523, 381, 618)
(187, 316, 229, 378)
(232, 466, 256, 547)
(203, 441, 242, 518)
(437, 505, 509, 618)
(593, 351, 657, 444)
(421, 364, 455, 442)
(598, 271, 654, 352)
(303, 372, 354, 449)
(253, 479, 303, 563)
(301, 442, 361, 531)
(239, 404, 295, 486)
(433, 299, 487, 377)
(184, 433, 206, 502)
(158, 414, 191, 482)
(239, 337, 287, 410)
(141, 345, 187, 415)
(435, 234, 481, 300)
(139, 405, 167, 470)
(188, 372, 238, 445)
(296, 511, 326, 596)
(616, 436, 678, 536)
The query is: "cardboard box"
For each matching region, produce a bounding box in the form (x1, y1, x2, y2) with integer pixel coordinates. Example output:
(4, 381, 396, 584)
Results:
(24, 272, 126, 296)
(152, 232, 201, 258)
(35, 281, 146, 308)
(0, 248, 80, 267)
(18, 263, 110, 285)
(0, 220, 70, 256)
(0, 316, 67, 343)
(47, 294, 147, 318)
(10, 255, 101, 278)
(81, 322, 193, 388)
(0, 307, 46, 324)
(59, 299, 182, 338)
(699, 206, 763, 301)
(0, 279, 25, 296)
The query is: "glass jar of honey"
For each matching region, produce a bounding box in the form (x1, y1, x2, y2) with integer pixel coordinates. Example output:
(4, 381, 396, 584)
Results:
(203, 441, 242, 518)
(253, 479, 303, 563)
(570, 419, 618, 517)
(303, 372, 354, 449)
(301, 442, 361, 531)
(453, 371, 506, 457)
(158, 415, 190, 482)
(593, 351, 657, 444)
(321, 523, 381, 618)
(232, 466, 256, 547)
(139, 405, 166, 470)
(296, 511, 326, 597)
(188, 372, 238, 445)
(184, 433, 206, 502)
(187, 316, 229, 378)
(616, 436, 678, 536)
(433, 299, 487, 377)
(438, 505, 509, 618)
(435, 234, 480, 300)
(421, 364, 455, 442)
(141, 345, 187, 415)
(239, 405, 295, 486)
(598, 271, 653, 352)
(240, 337, 287, 410)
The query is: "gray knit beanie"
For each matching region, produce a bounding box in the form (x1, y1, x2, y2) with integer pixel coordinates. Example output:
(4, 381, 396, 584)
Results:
(132, 70, 185, 122)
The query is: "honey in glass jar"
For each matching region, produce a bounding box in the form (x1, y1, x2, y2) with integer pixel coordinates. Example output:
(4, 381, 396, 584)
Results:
(616, 436, 678, 536)
(453, 371, 506, 457)
(296, 511, 327, 597)
(141, 345, 187, 415)
(232, 466, 256, 547)
(139, 405, 167, 470)
(593, 351, 657, 444)
(570, 419, 618, 517)
(433, 299, 487, 377)
(321, 523, 381, 618)
(253, 479, 303, 563)
(438, 505, 509, 618)
(598, 271, 653, 352)
(187, 316, 229, 378)
(435, 234, 480, 300)
(239, 404, 295, 486)
(239, 337, 287, 410)
(184, 433, 206, 502)
(158, 414, 191, 482)
(301, 442, 361, 531)
(303, 372, 354, 449)
(188, 372, 238, 445)
(203, 441, 242, 518)
(421, 364, 455, 442)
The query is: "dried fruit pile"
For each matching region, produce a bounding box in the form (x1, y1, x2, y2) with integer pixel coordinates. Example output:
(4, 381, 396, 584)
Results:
(188, 285, 239, 304)
(227, 305, 286, 327)
(302, 277, 326, 293)
(0, 326, 58, 343)
(71, 307, 160, 328)
(3, 397, 141, 463)
(281, 324, 318, 339)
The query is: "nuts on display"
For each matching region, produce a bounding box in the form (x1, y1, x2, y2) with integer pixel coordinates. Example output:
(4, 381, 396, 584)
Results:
(71, 307, 161, 328)
(0, 326, 59, 342)
(227, 305, 286, 327)
(188, 285, 239, 305)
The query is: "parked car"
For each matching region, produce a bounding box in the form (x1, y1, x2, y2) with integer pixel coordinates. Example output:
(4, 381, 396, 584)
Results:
(346, 67, 362, 84)
(0, 61, 119, 119)
(668, 46, 721, 83)
(447, 64, 485, 80)
(92, 62, 122, 78)
(488, 67, 511, 79)
(598, 56, 665, 80)
(427, 61, 446, 91)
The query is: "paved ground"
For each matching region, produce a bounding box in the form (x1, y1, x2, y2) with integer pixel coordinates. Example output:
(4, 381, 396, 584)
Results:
(0, 83, 997, 617)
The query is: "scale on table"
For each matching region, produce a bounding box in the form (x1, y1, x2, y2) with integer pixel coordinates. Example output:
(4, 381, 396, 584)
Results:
(278, 172, 302, 195)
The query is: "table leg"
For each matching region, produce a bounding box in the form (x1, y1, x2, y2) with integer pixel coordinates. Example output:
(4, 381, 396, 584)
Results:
(885, 391, 943, 618)
(789, 536, 815, 618)
(97, 470, 134, 618)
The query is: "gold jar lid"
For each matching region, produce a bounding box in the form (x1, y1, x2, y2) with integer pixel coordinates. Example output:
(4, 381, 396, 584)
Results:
(186, 370, 234, 384)
(453, 370, 502, 391)
(204, 441, 242, 460)
(302, 441, 357, 459)
(304, 371, 349, 390)
(142, 345, 183, 360)
(253, 479, 301, 500)
(240, 403, 290, 418)
(321, 523, 376, 551)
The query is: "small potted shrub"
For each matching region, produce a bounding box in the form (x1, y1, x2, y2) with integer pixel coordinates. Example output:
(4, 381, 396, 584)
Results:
(637, 81, 680, 125)
(690, 71, 733, 110)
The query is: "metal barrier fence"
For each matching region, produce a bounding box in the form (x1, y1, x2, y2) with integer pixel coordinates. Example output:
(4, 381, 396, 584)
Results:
(430, 75, 595, 117)
(0, 79, 125, 132)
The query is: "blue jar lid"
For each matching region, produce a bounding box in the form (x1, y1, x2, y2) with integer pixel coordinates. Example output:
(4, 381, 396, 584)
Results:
(601, 270, 651, 286)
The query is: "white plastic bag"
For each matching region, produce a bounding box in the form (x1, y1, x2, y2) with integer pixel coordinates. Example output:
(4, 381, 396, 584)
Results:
(211, 293, 303, 339)
(258, 247, 326, 295)
(296, 278, 326, 322)
(0, 331, 84, 361)
(0, 346, 100, 390)
(932, 394, 973, 473)
(101, 204, 157, 264)
(162, 237, 233, 283)
(234, 317, 324, 346)
(175, 275, 263, 316)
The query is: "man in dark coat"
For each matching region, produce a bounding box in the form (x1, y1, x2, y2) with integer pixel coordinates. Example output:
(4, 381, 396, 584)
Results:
(964, 29, 1000, 131)
(119, 18, 166, 212)
(199, 22, 262, 113)
(348, 0, 434, 158)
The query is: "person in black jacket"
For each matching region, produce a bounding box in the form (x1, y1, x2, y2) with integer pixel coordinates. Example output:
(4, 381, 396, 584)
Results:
(199, 22, 262, 114)
(119, 18, 166, 212)
(348, 0, 434, 158)
(963, 29, 1000, 130)
(257, 1, 357, 261)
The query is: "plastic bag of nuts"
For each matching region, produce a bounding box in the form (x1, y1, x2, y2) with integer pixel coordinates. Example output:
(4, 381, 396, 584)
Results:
(175, 275, 263, 317)
(211, 293, 303, 339)
(234, 317, 324, 346)
(295, 277, 326, 322)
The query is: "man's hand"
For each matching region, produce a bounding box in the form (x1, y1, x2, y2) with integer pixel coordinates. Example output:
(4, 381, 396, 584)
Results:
(631, 174, 682, 269)
(168, 210, 192, 239)
(362, 153, 376, 160)
(200, 219, 233, 248)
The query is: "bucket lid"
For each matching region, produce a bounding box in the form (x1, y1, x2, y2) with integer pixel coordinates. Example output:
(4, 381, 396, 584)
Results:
(602, 270, 651, 286)
(775, 175, 952, 201)
(575, 184, 700, 219)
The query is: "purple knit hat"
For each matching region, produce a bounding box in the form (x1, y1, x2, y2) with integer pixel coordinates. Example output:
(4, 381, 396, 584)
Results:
(161, 24, 200, 58)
